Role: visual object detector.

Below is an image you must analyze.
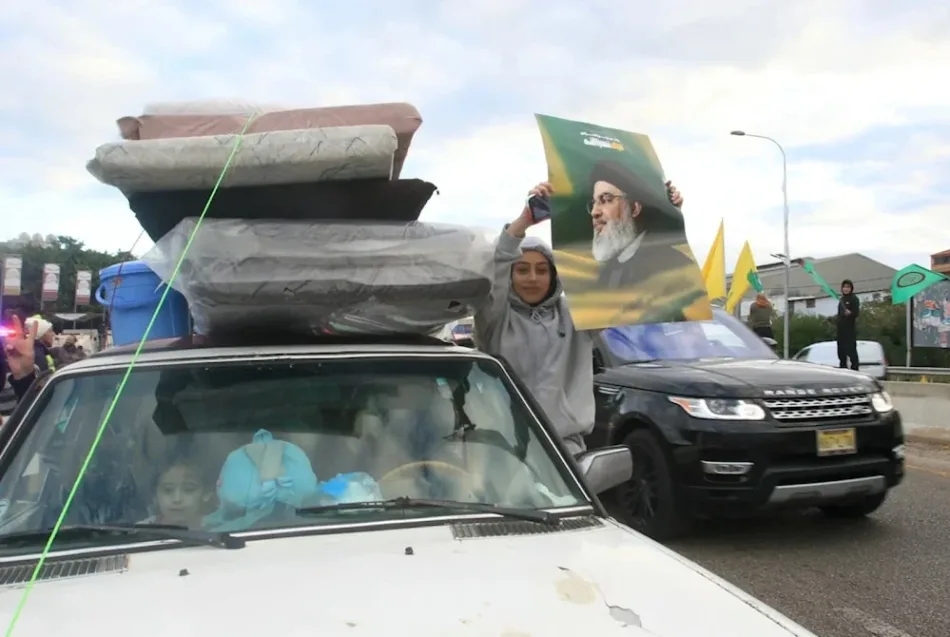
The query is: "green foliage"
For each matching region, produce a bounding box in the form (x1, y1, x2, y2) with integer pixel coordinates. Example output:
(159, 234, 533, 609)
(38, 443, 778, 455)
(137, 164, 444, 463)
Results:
(772, 301, 950, 367)
(0, 235, 134, 313)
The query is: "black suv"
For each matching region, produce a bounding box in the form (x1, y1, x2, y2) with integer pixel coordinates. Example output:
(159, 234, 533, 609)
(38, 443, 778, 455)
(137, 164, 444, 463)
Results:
(587, 309, 904, 539)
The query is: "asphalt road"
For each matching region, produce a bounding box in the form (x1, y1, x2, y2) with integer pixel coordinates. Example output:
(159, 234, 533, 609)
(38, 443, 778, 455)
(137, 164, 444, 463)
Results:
(667, 442, 950, 637)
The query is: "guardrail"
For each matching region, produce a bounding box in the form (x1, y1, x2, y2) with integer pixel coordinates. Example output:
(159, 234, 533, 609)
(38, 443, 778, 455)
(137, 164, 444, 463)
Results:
(887, 366, 950, 377)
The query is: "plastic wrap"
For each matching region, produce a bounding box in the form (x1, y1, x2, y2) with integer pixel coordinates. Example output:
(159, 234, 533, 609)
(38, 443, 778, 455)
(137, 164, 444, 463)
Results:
(141, 219, 495, 336)
(141, 99, 288, 115)
(87, 125, 397, 193)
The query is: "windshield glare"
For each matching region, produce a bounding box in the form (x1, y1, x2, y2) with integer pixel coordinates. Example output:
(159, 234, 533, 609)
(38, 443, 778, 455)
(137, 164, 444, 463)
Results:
(603, 311, 777, 363)
(0, 357, 585, 545)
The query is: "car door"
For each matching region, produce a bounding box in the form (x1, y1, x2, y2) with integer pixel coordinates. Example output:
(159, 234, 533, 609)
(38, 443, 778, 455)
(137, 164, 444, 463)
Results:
(856, 341, 887, 380)
(588, 347, 619, 449)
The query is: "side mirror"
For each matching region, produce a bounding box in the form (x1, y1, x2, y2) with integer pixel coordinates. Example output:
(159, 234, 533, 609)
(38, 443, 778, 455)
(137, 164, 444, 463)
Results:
(575, 446, 633, 494)
(762, 337, 778, 349)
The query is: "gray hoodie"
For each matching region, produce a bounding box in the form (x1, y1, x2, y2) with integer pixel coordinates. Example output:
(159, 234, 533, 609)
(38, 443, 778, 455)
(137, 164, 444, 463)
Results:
(474, 229, 595, 454)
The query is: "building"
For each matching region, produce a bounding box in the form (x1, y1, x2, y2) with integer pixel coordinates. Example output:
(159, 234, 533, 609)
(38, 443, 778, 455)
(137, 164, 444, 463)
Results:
(931, 249, 950, 276)
(726, 253, 897, 319)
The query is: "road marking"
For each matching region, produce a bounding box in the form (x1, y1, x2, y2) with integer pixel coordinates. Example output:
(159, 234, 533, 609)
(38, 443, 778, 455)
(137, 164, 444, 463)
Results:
(835, 607, 916, 637)
(905, 462, 950, 479)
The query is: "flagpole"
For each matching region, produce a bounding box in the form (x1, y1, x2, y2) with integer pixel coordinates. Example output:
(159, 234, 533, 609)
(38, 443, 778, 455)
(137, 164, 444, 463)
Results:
(905, 299, 912, 367)
(731, 130, 791, 358)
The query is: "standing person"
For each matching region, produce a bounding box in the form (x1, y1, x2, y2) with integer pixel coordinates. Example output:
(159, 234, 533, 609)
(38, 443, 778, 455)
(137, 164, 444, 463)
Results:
(747, 293, 774, 339)
(1, 315, 39, 403)
(24, 315, 57, 373)
(837, 279, 860, 370)
(474, 180, 683, 455)
(51, 334, 85, 367)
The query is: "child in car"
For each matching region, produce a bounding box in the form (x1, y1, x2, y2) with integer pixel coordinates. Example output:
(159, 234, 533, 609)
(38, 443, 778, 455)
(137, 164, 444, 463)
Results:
(141, 454, 213, 528)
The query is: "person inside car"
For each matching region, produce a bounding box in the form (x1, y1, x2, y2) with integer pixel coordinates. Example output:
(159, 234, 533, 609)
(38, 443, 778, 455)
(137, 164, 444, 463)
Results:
(141, 454, 214, 528)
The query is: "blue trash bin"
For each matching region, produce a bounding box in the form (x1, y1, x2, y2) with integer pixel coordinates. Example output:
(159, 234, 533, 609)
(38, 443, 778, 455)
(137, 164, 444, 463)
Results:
(97, 261, 191, 346)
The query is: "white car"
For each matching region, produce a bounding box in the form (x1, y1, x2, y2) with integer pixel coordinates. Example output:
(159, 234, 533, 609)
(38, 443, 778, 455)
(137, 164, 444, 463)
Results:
(0, 337, 815, 636)
(793, 340, 888, 380)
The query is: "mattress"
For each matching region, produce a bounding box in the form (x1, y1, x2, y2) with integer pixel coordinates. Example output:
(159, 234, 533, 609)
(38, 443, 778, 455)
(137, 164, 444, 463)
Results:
(127, 179, 438, 242)
(141, 219, 495, 337)
(117, 102, 422, 178)
(87, 125, 398, 194)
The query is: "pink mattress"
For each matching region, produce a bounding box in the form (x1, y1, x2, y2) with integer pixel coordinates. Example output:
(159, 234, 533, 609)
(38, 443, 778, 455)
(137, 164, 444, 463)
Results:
(117, 102, 422, 178)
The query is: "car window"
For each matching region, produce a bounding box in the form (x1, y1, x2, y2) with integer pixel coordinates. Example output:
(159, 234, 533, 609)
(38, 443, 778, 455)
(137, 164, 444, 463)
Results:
(603, 311, 776, 363)
(0, 357, 585, 547)
(794, 347, 811, 360)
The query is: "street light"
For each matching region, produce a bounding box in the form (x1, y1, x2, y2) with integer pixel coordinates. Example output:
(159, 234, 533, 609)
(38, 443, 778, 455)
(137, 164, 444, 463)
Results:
(731, 130, 791, 358)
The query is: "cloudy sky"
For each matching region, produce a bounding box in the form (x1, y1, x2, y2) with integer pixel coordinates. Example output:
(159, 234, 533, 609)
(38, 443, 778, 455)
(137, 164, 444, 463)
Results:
(2, 0, 949, 277)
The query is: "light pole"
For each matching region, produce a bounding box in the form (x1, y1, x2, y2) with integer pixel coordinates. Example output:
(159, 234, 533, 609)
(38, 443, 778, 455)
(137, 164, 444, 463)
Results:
(731, 130, 791, 358)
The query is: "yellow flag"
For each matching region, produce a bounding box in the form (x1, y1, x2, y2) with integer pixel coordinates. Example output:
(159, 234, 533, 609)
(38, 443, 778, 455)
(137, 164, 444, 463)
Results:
(701, 220, 726, 300)
(726, 241, 759, 313)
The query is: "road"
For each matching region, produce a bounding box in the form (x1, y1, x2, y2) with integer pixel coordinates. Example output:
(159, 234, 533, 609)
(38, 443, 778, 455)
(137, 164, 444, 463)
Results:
(668, 442, 950, 637)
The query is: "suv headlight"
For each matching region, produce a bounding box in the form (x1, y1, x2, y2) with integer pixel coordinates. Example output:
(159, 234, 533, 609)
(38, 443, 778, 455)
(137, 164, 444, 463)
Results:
(668, 396, 766, 420)
(870, 391, 894, 413)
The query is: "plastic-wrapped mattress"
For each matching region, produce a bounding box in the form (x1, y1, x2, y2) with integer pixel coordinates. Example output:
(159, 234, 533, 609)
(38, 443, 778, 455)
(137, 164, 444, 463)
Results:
(127, 178, 438, 242)
(87, 125, 398, 193)
(141, 219, 494, 337)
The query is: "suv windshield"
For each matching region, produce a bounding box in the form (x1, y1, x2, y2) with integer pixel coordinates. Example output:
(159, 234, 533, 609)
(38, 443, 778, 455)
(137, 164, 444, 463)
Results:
(603, 311, 777, 363)
(0, 356, 586, 546)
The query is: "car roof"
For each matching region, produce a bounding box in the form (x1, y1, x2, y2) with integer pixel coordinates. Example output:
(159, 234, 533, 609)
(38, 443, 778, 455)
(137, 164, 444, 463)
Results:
(66, 334, 492, 374)
(809, 340, 882, 348)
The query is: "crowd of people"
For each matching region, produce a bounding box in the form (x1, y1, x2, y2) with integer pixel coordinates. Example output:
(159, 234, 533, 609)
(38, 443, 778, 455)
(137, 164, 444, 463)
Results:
(1, 314, 87, 406)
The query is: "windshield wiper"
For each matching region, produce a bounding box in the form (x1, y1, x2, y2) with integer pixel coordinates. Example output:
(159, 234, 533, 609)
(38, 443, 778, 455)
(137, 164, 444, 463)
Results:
(0, 522, 245, 550)
(296, 497, 560, 525)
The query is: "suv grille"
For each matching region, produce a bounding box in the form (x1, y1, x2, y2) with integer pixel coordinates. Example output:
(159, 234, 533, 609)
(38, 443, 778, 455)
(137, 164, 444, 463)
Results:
(764, 393, 873, 424)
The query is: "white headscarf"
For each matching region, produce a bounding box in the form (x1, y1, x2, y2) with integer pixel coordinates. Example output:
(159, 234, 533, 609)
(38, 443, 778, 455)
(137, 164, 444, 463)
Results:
(25, 316, 53, 339)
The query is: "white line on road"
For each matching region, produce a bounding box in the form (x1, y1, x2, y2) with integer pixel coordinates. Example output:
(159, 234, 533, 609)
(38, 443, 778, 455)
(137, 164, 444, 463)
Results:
(835, 607, 917, 637)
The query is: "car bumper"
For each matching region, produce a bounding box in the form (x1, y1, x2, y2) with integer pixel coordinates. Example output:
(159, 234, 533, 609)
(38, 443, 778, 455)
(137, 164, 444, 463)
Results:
(672, 411, 905, 515)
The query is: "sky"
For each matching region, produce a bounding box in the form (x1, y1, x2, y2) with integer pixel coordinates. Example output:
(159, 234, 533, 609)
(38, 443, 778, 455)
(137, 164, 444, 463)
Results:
(1, 0, 949, 275)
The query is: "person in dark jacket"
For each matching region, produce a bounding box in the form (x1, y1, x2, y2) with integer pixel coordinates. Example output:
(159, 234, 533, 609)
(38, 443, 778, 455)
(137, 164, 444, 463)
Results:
(24, 315, 56, 373)
(1, 314, 39, 403)
(747, 292, 774, 339)
(836, 279, 860, 370)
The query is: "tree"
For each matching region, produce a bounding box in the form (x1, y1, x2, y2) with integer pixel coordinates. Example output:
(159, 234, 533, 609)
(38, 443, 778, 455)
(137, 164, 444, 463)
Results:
(0, 235, 134, 314)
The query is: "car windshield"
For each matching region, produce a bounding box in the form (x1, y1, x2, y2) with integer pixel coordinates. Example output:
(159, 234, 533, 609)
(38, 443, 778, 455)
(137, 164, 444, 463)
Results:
(0, 355, 586, 549)
(603, 311, 777, 363)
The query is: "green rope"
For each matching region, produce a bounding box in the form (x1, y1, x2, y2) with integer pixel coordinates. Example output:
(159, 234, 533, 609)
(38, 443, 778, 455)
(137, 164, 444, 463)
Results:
(4, 116, 255, 637)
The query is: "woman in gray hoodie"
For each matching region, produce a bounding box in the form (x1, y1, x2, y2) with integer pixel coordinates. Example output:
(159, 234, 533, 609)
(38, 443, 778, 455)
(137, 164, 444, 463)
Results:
(474, 181, 684, 456)
(473, 182, 594, 455)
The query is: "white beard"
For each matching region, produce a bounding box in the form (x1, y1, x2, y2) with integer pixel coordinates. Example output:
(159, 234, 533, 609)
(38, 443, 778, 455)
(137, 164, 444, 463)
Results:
(592, 209, 637, 263)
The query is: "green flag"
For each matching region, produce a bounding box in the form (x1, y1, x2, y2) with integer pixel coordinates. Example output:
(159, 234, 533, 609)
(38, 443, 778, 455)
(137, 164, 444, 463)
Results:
(746, 270, 763, 293)
(891, 264, 947, 304)
(801, 260, 840, 300)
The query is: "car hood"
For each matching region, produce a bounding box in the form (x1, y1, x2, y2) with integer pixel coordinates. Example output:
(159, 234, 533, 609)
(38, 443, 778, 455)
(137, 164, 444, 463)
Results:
(601, 358, 878, 398)
(0, 519, 812, 636)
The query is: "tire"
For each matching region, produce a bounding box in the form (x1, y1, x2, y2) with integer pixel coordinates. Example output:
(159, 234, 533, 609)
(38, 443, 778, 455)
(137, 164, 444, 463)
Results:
(819, 492, 887, 518)
(614, 428, 692, 540)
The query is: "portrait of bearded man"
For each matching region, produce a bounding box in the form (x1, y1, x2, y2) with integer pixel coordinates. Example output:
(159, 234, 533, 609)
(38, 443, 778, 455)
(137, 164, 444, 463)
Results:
(588, 160, 695, 299)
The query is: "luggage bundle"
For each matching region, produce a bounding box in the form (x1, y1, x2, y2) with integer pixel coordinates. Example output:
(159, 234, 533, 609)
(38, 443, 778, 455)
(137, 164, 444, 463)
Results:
(90, 100, 493, 338)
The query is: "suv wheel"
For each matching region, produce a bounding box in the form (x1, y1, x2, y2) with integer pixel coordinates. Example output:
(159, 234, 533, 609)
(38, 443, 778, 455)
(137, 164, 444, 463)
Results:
(819, 492, 887, 518)
(615, 429, 692, 540)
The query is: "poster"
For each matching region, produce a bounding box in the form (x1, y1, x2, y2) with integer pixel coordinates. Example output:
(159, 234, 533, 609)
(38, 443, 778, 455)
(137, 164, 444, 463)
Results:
(42, 263, 60, 302)
(75, 270, 92, 306)
(535, 114, 711, 330)
(912, 280, 950, 348)
(2, 256, 22, 296)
